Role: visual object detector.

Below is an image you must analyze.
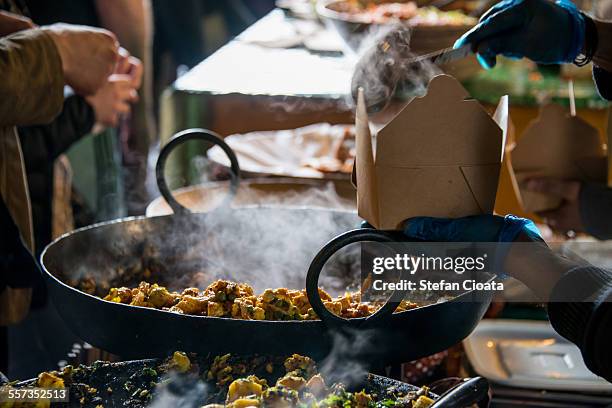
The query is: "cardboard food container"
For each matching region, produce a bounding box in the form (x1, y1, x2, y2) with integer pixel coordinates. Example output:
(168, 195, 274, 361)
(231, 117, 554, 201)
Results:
(353, 74, 508, 230)
(508, 104, 606, 213)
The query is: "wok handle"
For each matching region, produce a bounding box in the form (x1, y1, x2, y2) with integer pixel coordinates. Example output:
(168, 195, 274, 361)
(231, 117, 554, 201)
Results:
(430, 377, 490, 408)
(306, 228, 406, 331)
(155, 128, 240, 214)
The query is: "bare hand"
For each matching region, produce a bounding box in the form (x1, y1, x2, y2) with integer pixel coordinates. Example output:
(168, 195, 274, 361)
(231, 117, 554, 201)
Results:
(42, 23, 119, 95)
(114, 47, 143, 89)
(525, 178, 584, 234)
(0, 10, 35, 36)
(85, 74, 139, 129)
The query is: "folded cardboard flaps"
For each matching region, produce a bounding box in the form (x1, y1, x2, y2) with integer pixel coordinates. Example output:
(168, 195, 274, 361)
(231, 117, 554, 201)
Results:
(509, 104, 606, 213)
(355, 74, 508, 230)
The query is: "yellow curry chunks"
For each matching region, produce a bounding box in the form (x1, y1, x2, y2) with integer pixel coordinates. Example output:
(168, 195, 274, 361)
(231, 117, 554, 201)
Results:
(103, 279, 416, 321)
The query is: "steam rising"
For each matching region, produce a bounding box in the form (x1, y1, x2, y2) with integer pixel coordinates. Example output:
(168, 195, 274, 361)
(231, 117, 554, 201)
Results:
(147, 373, 209, 408)
(318, 329, 376, 387)
(351, 25, 442, 113)
(50, 201, 362, 295)
(176, 205, 358, 291)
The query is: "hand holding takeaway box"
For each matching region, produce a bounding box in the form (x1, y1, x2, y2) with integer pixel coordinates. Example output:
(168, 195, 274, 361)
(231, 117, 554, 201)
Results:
(353, 74, 508, 230)
(508, 104, 606, 213)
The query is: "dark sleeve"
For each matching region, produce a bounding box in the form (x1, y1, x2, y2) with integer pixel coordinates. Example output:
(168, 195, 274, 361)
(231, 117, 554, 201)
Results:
(18, 95, 95, 161)
(0, 196, 40, 290)
(592, 65, 612, 101)
(579, 182, 612, 240)
(547, 266, 612, 382)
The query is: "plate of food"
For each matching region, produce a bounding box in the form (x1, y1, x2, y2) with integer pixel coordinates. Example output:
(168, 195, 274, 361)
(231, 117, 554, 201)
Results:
(207, 123, 361, 179)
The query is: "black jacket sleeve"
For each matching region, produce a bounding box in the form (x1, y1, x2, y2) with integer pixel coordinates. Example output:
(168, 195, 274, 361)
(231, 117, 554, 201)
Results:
(592, 65, 612, 101)
(0, 196, 40, 291)
(547, 266, 612, 382)
(18, 94, 95, 162)
(579, 183, 612, 240)
(18, 94, 95, 252)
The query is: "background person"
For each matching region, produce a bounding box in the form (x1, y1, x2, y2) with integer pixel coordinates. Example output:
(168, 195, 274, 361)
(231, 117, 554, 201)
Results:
(0, 18, 120, 373)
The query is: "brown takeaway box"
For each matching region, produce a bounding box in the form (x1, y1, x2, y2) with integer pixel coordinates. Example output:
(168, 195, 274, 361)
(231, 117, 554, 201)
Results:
(508, 104, 606, 213)
(353, 74, 508, 230)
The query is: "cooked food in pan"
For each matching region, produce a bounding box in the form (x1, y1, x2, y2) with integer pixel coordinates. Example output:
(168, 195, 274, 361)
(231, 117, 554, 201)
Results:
(203, 353, 435, 408)
(6, 353, 435, 407)
(328, 1, 476, 26)
(102, 279, 417, 320)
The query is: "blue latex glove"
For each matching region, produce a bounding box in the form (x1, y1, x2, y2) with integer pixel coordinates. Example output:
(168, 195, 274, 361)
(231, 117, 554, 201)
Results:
(404, 214, 541, 242)
(404, 215, 542, 279)
(454, 0, 585, 69)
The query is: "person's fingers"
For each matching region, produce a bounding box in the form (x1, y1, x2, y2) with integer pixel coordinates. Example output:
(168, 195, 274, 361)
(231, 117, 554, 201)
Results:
(477, 34, 521, 57)
(114, 101, 131, 114)
(525, 178, 581, 201)
(114, 78, 139, 102)
(107, 74, 139, 104)
(0, 11, 35, 36)
(123, 89, 139, 103)
(404, 217, 455, 241)
(474, 32, 523, 69)
(99, 30, 120, 73)
(109, 73, 132, 83)
(476, 52, 497, 69)
(114, 84, 139, 103)
(114, 47, 131, 75)
(127, 56, 143, 89)
(478, 0, 515, 22)
(453, 5, 525, 51)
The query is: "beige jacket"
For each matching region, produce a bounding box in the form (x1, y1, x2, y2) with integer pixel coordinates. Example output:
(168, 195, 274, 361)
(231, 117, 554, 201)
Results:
(0, 29, 64, 325)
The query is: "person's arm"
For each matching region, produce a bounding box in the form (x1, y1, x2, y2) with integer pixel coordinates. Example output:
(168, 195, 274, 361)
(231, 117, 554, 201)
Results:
(94, 0, 150, 58)
(579, 183, 612, 239)
(592, 18, 612, 72)
(404, 215, 612, 381)
(0, 23, 121, 128)
(585, 17, 612, 99)
(94, 0, 154, 137)
(18, 95, 96, 162)
(547, 267, 612, 382)
(506, 236, 612, 382)
(0, 29, 64, 127)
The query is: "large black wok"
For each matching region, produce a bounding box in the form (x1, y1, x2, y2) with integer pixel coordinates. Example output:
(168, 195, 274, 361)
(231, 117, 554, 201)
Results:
(40, 129, 493, 367)
(10, 353, 491, 407)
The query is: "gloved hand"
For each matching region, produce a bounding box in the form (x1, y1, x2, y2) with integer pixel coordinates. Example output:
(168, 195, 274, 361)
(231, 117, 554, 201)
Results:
(454, 0, 585, 69)
(404, 215, 543, 279)
(404, 214, 542, 242)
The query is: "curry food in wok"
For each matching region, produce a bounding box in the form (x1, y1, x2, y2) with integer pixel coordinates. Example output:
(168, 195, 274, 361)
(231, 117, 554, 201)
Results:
(202, 353, 435, 408)
(101, 279, 417, 320)
(10, 353, 434, 408)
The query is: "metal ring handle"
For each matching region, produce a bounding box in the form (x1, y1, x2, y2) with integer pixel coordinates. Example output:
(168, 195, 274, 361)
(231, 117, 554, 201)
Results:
(430, 377, 490, 408)
(306, 228, 408, 331)
(155, 128, 240, 214)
